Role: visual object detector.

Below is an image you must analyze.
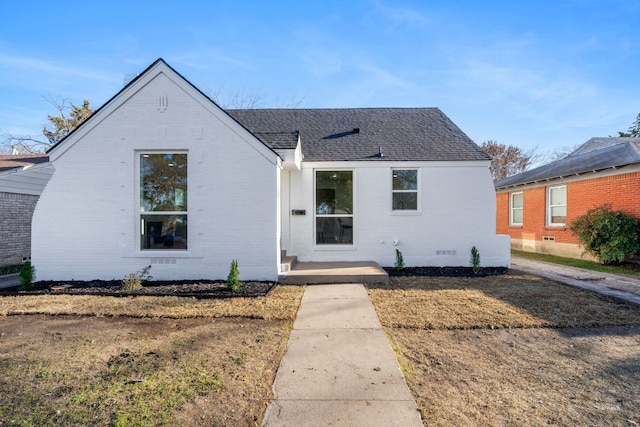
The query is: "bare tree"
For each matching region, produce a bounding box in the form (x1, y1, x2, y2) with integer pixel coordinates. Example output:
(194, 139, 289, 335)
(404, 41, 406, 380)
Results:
(481, 140, 535, 181)
(547, 143, 580, 162)
(204, 84, 265, 109)
(203, 84, 305, 109)
(1, 96, 93, 154)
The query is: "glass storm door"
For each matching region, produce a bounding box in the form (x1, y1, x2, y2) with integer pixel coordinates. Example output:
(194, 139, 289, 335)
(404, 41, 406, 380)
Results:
(315, 170, 353, 245)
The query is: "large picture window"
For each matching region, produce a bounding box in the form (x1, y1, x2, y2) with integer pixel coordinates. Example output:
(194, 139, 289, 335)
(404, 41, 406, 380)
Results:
(510, 192, 523, 225)
(547, 185, 566, 226)
(392, 169, 418, 210)
(140, 153, 187, 250)
(315, 170, 353, 245)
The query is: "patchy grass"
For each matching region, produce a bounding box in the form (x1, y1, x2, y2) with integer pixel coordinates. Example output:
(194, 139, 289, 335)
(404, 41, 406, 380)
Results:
(368, 273, 640, 426)
(513, 249, 640, 278)
(0, 285, 304, 426)
(369, 271, 640, 330)
(0, 284, 303, 320)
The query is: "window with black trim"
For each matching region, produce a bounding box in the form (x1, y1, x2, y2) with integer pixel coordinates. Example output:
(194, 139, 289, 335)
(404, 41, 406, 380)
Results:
(139, 153, 188, 250)
(392, 169, 418, 210)
(315, 170, 353, 244)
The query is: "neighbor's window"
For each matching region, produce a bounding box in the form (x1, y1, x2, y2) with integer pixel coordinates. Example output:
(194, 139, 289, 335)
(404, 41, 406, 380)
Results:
(547, 185, 566, 226)
(140, 153, 188, 250)
(315, 170, 353, 245)
(510, 191, 523, 225)
(392, 169, 418, 210)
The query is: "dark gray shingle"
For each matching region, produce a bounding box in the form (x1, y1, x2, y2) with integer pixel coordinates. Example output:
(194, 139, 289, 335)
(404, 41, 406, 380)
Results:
(495, 137, 640, 188)
(227, 108, 488, 162)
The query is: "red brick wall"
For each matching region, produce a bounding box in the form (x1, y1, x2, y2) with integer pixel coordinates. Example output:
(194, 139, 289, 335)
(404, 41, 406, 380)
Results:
(497, 171, 640, 245)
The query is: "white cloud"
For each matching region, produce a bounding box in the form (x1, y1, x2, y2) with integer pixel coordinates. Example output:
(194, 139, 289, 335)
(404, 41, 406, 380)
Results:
(0, 53, 116, 83)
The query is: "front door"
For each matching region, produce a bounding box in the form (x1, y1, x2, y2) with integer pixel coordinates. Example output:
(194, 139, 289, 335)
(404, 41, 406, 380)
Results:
(315, 170, 353, 245)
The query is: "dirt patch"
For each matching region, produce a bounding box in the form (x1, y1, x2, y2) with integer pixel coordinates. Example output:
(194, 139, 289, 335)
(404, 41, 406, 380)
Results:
(368, 272, 640, 426)
(0, 285, 305, 426)
(393, 326, 640, 426)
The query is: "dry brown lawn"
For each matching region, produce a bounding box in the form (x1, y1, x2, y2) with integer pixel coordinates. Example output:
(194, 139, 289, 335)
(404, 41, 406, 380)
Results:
(0, 285, 304, 426)
(368, 271, 640, 426)
(2, 271, 640, 426)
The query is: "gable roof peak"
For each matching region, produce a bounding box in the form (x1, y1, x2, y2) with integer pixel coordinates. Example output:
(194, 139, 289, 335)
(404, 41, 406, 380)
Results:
(571, 136, 638, 156)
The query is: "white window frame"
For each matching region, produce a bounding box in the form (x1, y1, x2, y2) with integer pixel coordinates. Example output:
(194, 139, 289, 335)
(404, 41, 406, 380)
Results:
(391, 168, 419, 212)
(510, 191, 523, 225)
(137, 151, 189, 252)
(547, 185, 566, 226)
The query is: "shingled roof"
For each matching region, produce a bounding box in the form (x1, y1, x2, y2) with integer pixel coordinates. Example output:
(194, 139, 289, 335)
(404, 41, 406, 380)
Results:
(495, 137, 640, 189)
(0, 154, 49, 172)
(227, 108, 488, 162)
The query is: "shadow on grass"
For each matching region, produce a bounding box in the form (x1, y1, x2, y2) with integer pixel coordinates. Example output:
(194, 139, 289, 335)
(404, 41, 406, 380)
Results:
(367, 269, 640, 335)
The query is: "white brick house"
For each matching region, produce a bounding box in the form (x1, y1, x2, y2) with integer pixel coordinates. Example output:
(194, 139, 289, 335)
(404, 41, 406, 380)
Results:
(31, 59, 509, 281)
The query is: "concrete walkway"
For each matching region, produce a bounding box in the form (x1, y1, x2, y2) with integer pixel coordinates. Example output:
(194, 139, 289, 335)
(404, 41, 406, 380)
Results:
(263, 284, 422, 427)
(511, 257, 640, 305)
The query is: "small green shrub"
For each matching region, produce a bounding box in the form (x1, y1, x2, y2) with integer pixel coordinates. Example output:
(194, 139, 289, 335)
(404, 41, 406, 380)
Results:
(394, 249, 404, 271)
(122, 265, 152, 291)
(226, 259, 242, 291)
(569, 204, 640, 265)
(470, 246, 481, 274)
(19, 261, 36, 290)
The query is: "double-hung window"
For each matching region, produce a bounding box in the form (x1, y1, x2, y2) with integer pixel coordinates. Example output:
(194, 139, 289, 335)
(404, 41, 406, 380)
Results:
(510, 192, 523, 225)
(140, 153, 188, 250)
(392, 169, 418, 211)
(547, 185, 566, 226)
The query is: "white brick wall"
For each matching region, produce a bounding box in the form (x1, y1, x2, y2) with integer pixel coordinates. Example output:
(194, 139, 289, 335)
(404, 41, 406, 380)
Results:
(284, 161, 510, 268)
(32, 65, 280, 281)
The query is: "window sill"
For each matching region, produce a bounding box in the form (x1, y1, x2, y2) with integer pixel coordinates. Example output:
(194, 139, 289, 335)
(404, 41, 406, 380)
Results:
(544, 226, 566, 230)
(391, 210, 421, 216)
(125, 248, 203, 258)
(314, 245, 357, 251)
(508, 225, 523, 229)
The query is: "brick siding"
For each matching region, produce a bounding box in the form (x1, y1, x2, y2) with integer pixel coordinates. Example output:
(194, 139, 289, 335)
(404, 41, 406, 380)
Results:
(0, 192, 39, 266)
(497, 171, 640, 247)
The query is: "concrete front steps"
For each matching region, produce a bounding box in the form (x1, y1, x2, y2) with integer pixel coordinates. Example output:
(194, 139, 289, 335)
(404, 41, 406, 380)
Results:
(279, 254, 389, 285)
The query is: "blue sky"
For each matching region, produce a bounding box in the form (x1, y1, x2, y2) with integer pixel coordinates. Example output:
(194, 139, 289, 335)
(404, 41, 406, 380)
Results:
(1, 0, 639, 156)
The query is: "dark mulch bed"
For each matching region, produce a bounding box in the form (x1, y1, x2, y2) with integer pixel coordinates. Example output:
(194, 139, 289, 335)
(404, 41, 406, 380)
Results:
(0, 280, 276, 299)
(1, 266, 508, 298)
(384, 266, 508, 277)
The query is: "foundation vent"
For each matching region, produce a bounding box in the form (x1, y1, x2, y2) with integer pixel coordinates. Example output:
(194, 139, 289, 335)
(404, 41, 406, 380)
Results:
(151, 257, 177, 265)
(542, 236, 555, 242)
(436, 250, 457, 255)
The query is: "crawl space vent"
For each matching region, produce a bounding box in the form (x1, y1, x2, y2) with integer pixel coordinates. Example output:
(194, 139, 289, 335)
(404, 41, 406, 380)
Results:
(151, 258, 177, 265)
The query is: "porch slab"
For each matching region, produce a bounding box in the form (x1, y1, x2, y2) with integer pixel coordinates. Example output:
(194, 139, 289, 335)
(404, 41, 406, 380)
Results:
(278, 261, 389, 285)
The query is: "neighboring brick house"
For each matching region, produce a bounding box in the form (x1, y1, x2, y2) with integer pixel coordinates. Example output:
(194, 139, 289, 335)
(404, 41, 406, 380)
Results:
(494, 137, 640, 259)
(0, 154, 52, 267)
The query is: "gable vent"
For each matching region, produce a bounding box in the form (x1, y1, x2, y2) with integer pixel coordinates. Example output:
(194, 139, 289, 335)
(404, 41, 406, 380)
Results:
(157, 94, 168, 112)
